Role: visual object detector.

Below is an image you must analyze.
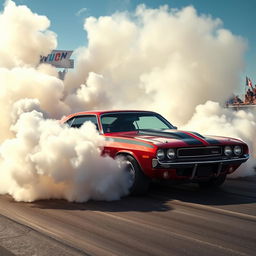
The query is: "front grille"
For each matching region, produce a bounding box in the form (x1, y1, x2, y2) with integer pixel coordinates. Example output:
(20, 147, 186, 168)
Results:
(176, 164, 227, 178)
(177, 146, 222, 158)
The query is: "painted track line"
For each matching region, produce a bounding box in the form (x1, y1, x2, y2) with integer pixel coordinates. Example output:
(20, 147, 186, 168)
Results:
(149, 193, 256, 222)
(93, 210, 250, 256)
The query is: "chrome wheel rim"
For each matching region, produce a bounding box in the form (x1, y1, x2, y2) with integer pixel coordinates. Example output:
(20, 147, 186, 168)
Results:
(115, 156, 136, 188)
(125, 161, 136, 187)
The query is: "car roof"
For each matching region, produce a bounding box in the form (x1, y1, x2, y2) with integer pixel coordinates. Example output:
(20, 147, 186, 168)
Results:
(61, 110, 157, 123)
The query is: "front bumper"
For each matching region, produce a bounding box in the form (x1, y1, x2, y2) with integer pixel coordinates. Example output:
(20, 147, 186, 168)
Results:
(152, 154, 249, 168)
(152, 154, 249, 179)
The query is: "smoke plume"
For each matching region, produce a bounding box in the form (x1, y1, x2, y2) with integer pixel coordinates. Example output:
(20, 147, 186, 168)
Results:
(182, 101, 256, 177)
(64, 4, 246, 125)
(0, 1, 130, 202)
(0, 106, 129, 202)
(0, 1, 255, 202)
(0, 0, 56, 68)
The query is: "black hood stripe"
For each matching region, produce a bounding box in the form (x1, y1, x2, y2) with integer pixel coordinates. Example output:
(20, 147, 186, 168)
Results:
(174, 132, 204, 145)
(189, 132, 220, 145)
(106, 131, 220, 148)
(204, 137, 220, 145)
(138, 130, 204, 145)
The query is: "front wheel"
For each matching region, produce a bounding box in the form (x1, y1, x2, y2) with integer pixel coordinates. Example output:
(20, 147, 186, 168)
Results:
(117, 155, 150, 195)
(198, 174, 226, 189)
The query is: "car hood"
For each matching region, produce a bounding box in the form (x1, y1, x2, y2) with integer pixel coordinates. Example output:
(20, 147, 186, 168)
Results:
(107, 129, 243, 147)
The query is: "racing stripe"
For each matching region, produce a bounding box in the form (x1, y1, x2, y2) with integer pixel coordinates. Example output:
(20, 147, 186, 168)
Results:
(138, 130, 204, 145)
(105, 137, 155, 148)
(176, 131, 206, 145)
(189, 132, 220, 145)
(204, 137, 220, 145)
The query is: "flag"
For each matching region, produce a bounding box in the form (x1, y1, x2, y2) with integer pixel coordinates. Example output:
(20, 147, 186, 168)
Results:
(249, 78, 253, 88)
(246, 76, 253, 88)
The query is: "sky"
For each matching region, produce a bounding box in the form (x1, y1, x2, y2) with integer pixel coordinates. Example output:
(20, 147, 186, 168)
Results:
(0, 0, 255, 90)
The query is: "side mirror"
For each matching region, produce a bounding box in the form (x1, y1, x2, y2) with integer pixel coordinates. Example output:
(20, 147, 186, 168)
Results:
(173, 126, 178, 130)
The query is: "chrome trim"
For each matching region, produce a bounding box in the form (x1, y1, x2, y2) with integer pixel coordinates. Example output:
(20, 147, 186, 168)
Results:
(190, 164, 198, 180)
(177, 146, 222, 158)
(216, 163, 223, 177)
(152, 158, 158, 168)
(152, 154, 249, 168)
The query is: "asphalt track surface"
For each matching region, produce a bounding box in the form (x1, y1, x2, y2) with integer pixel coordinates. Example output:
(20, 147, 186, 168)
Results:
(0, 176, 256, 256)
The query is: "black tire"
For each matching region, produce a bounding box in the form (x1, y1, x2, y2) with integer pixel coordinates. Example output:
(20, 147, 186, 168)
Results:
(117, 154, 150, 195)
(198, 174, 226, 189)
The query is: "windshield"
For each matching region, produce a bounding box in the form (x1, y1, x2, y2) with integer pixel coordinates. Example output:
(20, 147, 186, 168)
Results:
(101, 112, 174, 133)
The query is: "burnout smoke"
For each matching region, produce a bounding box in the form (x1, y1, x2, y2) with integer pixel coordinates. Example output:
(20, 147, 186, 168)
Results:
(0, 1, 255, 202)
(64, 4, 246, 124)
(182, 101, 256, 177)
(0, 108, 129, 202)
(0, 1, 130, 202)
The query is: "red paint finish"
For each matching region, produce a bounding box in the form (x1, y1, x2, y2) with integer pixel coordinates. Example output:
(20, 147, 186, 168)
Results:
(61, 110, 249, 182)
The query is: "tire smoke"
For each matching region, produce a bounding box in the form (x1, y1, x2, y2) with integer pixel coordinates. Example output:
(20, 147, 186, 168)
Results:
(0, 106, 129, 202)
(182, 101, 256, 177)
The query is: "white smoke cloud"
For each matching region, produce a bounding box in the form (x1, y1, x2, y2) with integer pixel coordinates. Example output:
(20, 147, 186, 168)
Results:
(182, 101, 256, 177)
(64, 5, 246, 125)
(0, 1, 129, 202)
(0, 0, 67, 141)
(0, 1, 254, 202)
(0, 67, 70, 142)
(65, 72, 112, 112)
(0, 109, 129, 202)
(0, 0, 56, 68)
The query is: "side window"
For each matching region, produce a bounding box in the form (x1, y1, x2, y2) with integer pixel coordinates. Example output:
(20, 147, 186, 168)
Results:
(101, 116, 118, 133)
(71, 116, 98, 130)
(66, 117, 75, 126)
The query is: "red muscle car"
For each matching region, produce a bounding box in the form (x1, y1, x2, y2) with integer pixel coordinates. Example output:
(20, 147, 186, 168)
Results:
(62, 110, 249, 195)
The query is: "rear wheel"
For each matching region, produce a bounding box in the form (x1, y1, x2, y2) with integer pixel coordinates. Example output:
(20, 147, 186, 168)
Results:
(198, 174, 226, 189)
(116, 155, 150, 195)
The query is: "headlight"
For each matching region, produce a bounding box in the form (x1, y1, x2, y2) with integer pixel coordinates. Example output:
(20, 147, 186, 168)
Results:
(157, 149, 165, 160)
(167, 148, 175, 159)
(224, 146, 232, 156)
(234, 145, 242, 156)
